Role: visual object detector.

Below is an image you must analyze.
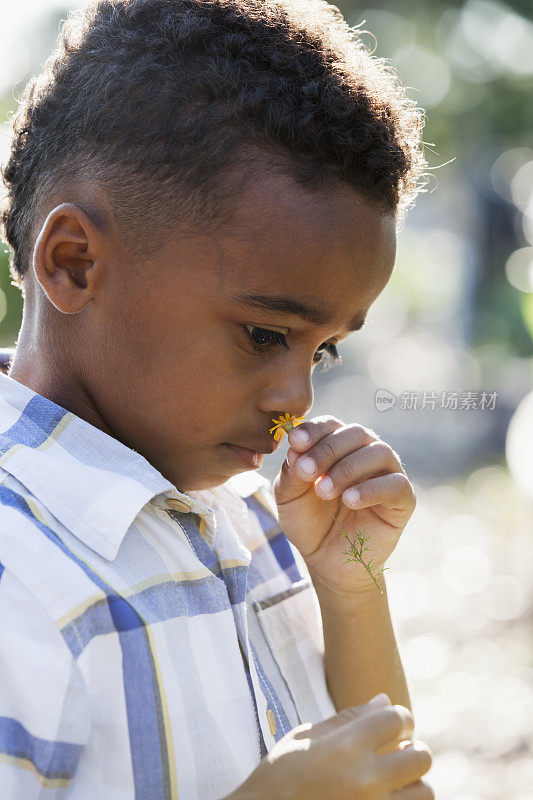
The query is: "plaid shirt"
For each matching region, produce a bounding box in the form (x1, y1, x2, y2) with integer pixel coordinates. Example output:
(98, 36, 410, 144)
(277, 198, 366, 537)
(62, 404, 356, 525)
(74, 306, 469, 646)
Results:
(0, 372, 336, 799)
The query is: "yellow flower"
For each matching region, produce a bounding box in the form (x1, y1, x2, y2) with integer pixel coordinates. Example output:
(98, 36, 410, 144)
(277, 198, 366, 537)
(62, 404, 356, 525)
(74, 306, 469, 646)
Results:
(269, 412, 306, 442)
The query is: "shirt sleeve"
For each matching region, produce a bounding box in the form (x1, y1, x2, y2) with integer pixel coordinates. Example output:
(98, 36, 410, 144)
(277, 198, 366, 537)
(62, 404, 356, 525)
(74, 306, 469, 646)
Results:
(0, 563, 91, 798)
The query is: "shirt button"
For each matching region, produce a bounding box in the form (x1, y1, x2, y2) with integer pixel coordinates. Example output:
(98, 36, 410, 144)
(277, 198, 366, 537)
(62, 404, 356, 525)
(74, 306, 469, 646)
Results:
(266, 709, 277, 736)
(166, 498, 192, 513)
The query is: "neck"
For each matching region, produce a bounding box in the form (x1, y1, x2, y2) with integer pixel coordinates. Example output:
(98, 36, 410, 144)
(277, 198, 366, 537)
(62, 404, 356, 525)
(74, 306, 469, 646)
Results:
(9, 331, 114, 439)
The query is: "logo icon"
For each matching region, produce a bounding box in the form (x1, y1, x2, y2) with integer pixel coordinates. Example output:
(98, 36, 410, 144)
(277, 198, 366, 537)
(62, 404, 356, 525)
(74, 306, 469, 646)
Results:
(375, 389, 396, 411)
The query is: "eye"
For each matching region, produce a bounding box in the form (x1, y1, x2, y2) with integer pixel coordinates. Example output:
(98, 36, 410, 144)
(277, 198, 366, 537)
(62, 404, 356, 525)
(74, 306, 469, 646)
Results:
(241, 324, 342, 371)
(313, 341, 343, 373)
(242, 324, 290, 353)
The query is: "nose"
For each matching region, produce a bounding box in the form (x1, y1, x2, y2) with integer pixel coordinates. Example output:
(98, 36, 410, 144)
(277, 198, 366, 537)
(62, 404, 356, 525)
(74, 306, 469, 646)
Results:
(257, 366, 314, 422)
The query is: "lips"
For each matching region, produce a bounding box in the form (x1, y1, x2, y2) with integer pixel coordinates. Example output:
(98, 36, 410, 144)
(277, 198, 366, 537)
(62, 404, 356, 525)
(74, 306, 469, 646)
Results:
(238, 445, 275, 456)
(222, 443, 264, 468)
(224, 441, 279, 455)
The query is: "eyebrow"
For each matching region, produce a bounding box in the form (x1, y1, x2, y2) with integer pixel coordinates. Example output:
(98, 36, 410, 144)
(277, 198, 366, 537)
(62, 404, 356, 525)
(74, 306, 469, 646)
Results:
(229, 292, 366, 332)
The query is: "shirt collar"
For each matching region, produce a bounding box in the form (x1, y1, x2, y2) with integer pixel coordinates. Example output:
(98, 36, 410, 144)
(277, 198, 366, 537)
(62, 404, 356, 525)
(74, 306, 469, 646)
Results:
(0, 372, 215, 561)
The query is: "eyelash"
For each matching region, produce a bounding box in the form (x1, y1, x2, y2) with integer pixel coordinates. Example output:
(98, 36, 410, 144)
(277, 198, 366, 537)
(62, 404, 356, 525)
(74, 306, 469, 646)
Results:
(241, 324, 342, 369)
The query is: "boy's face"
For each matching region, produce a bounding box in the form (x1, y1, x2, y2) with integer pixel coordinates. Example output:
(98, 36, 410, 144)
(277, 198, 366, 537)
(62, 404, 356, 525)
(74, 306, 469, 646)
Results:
(27, 174, 396, 492)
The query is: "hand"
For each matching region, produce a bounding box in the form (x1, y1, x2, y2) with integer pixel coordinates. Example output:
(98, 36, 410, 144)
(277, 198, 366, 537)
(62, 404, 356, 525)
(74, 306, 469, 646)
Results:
(271, 415, 416, 596)
(226, 695, 434, 800)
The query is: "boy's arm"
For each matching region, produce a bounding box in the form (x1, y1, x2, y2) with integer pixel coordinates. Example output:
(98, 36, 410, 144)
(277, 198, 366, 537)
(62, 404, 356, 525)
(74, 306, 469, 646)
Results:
(311, 571, 412, 713)
(248, 475, 410, 715)
(0, 565, 90, 797)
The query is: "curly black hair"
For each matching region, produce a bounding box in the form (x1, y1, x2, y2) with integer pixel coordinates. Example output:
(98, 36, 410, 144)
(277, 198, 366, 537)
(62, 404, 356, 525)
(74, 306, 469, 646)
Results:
(1, 0, 428, 292)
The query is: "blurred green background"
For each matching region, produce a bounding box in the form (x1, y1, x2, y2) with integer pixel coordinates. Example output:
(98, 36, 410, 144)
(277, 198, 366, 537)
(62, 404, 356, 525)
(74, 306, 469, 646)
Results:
(1, 1, 532, 798)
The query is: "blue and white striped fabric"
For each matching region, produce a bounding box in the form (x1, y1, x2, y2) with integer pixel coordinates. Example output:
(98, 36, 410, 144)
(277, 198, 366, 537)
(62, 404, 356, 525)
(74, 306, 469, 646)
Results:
(0, 372, 336, 799)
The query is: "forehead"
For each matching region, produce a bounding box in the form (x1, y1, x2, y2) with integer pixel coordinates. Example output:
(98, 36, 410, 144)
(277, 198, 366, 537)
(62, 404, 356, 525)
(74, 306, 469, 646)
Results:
(213, 173, 397, 329)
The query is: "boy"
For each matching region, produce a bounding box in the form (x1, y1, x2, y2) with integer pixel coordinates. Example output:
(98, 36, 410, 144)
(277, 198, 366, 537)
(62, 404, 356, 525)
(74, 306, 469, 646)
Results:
(0, 0, 433, 798)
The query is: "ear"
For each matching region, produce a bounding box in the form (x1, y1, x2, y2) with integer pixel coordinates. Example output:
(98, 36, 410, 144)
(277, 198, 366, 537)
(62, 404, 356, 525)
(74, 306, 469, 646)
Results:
(32, 203, 106, 314)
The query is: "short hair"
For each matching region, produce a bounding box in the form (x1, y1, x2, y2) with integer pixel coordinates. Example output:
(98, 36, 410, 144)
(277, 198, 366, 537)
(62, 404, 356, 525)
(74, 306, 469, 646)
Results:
(1, 0, 428, 291)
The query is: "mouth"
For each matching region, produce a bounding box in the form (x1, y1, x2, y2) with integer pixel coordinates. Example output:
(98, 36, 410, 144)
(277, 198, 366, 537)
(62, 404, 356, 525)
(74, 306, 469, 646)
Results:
(225, 441, 279, 455)
(222, 440, 279, 468)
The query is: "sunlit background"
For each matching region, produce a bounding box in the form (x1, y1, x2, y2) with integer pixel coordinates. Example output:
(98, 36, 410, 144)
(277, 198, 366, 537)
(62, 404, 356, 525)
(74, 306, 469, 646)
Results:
(1, 1, 532, 798)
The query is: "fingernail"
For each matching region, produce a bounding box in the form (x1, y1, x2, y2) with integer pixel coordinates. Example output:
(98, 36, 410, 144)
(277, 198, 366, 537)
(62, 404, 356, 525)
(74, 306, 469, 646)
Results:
(368, 693, 390, 707)
(316, 475, 333, 496)
(407, 741, 430, 754)
(286, 448, 298, 469)
(297, 456, 316, 476)
(345, 487, 360, 505)
(290, 429, 309, 446)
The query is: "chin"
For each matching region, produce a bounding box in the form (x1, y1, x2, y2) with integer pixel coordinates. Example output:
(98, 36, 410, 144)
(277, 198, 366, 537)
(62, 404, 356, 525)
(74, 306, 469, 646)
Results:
(178, 467, 239, 493)
(178, 446, 262, 492)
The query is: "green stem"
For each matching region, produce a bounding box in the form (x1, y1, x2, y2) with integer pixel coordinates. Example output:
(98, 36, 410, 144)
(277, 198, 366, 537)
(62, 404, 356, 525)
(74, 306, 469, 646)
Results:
(320, 499, 388, 595)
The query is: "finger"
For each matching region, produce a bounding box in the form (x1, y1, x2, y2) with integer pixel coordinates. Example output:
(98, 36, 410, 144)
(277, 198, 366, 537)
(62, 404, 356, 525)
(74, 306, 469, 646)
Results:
(293, 694, 392, 740)
(286, 415, 344, 453)
(390, 778, 436, 800)
(278, 420, 346, 500)
(294, 692, 390, 739)
(377, 737, 413, 757)
(288, 422, 378, 484)
(381, 741, 433, 789)
(341, 705, 415, 751)
(313, 440, 404, 500)
(341, 472, 415, 515)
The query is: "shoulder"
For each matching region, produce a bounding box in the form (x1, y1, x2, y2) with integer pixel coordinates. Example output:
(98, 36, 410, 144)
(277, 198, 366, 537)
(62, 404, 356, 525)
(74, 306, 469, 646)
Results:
(0, 479, 105, 630)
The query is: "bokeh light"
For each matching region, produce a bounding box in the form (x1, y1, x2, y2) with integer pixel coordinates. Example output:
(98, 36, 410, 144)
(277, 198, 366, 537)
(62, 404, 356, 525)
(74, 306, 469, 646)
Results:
(505, 247, 533, 293)
(506, 390, 533, 500)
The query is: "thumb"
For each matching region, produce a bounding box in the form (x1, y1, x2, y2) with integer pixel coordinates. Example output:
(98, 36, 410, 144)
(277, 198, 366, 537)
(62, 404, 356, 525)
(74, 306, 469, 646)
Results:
(332, 695, 413, 756)
(274, 445, 319, 503)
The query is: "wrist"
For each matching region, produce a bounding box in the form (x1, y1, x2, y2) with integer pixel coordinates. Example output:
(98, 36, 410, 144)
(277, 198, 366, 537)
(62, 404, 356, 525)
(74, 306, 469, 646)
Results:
(309, 569, 388, 613)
